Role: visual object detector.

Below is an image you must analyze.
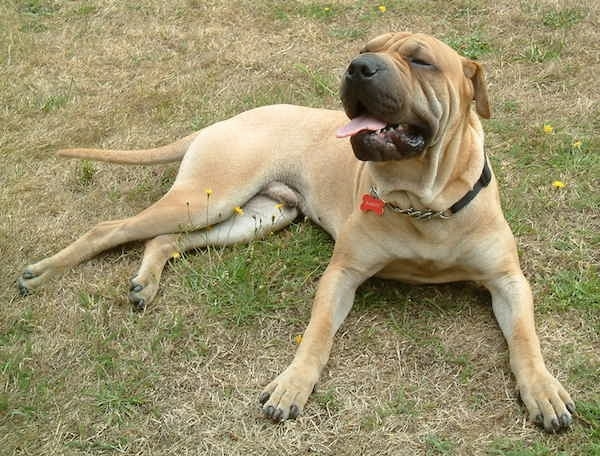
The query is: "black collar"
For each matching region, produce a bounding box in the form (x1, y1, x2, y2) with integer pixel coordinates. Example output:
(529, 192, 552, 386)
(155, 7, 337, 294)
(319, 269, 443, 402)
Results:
(448, 155, 492, 215)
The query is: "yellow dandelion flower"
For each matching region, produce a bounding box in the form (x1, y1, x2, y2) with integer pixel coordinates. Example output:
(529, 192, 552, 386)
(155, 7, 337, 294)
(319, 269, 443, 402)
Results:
(543, 124, 554, 134)
(205, 188, 213, 196)
(572, 140, 582, 149)
(171, 251, 181, 259)
(551, 180, 566, 189)
(324, 7, 331, 12)
(234, 206, 244, 215)
(294, 334, 303, 345)
(378, 5, 387, 12)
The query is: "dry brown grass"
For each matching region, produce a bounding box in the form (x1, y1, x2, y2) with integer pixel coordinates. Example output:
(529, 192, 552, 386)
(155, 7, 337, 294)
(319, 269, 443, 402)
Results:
(1, 0, 599, 455)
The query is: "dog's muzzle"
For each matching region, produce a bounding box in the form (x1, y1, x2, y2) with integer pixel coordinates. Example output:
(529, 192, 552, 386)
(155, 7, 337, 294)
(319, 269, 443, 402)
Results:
(338, 54, 428, 162)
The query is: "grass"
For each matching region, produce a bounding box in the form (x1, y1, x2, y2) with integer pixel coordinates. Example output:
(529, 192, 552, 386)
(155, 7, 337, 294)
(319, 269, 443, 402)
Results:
(181, 223, 331, 326)
(444, 32, 491, 60)
(1, 0, 599, 454)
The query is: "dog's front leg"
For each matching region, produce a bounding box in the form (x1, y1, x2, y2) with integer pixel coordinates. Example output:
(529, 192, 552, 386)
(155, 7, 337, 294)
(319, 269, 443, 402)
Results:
(486, 273, 575, 432)
(260, 249, 379, 422)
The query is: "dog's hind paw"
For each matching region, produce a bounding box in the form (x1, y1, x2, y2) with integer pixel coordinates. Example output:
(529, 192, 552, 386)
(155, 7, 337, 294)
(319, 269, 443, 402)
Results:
(17, 277, 32, 296)
(17, 260, 59, 295)
(17, 268, 43, 296)
(128, 277, 158, 312)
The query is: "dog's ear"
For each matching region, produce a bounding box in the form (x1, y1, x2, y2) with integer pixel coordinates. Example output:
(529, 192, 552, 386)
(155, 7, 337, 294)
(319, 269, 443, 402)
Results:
(462, 59, 491, 119)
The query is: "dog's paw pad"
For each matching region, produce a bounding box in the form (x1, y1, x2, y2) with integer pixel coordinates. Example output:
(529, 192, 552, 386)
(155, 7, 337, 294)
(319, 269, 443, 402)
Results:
(17, 278, 32, 296)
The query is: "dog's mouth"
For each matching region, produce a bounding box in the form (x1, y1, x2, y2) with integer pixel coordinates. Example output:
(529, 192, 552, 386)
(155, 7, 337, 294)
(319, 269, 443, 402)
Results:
(336, 114, 427, 162)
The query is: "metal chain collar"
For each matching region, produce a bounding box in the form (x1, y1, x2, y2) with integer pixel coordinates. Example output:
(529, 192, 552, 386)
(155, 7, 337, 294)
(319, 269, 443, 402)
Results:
(369, 186, 452, 221)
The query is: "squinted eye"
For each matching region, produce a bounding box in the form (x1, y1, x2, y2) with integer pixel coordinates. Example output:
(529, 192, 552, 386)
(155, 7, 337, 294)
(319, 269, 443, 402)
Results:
(410, 57, 433, 67)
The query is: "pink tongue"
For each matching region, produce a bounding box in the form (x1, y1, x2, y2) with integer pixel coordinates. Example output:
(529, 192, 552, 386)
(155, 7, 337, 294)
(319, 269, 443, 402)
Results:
(335, 116, 387, 138)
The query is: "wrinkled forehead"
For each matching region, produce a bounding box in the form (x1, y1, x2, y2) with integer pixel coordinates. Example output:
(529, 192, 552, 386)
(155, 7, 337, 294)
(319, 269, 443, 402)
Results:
(361, 32, 463, 69)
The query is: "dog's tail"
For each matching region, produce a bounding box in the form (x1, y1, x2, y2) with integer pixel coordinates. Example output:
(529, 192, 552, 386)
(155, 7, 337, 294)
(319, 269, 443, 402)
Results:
(56, 132, 200, 165)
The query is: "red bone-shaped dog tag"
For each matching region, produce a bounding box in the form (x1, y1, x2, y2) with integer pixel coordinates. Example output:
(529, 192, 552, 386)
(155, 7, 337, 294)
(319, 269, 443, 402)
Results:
(360, 194, 385, 216)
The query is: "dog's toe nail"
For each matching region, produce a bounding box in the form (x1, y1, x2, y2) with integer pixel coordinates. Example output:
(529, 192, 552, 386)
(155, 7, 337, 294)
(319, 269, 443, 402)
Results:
(550, 418, 560, 432)
(566, 402, 576, 414)
(258, 392, 270, 405)
(560, 413, 572, 427)
(22, 270, 35, 279)
(534, 414, 544, 425)
(272, 408, 284, 422)
(264, 405, 275, 418)
(289, 404, 300, 419)
(132, 299, 145, 312)
(130, 284, 143, 292)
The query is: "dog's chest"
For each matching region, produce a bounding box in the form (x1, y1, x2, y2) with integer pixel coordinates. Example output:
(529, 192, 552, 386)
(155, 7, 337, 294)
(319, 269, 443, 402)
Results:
(376, 256, 475, 284)
(370, 230, 480, 284)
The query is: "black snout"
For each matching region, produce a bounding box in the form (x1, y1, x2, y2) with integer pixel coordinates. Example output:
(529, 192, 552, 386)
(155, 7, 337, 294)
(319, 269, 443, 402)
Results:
(340, 53, 396, 120)
(345, 54, 386, 81)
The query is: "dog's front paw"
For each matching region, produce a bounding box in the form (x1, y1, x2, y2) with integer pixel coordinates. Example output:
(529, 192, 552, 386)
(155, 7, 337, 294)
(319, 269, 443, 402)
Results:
(518, 369, 575, 433)
(259, 365, 318, 422)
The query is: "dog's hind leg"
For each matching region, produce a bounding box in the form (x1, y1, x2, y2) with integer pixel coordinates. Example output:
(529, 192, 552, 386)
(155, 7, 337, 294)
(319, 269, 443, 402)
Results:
(128, 195, 299, 310)
(17, 185, 266, 295)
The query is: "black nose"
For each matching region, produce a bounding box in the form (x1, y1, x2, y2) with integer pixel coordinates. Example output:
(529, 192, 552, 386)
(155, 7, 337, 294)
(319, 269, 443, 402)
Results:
(345, 54, 385, 80)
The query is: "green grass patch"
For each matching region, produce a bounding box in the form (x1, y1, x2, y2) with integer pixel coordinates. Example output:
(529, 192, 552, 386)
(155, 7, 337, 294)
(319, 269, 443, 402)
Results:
(358, 386, 422, 430)
(329, 27, 367, 41)
(1, 310, 37, 411)
(0, 308, 59, 426)
(545, 268, 600, 313)
(18, 0, 59, 17)
(0, 308, 35, 345)
(487, 439, 565, 456)
(90, 381, 148, 425)
(294, 63, 337, 98)
(577, 400, 600, 448)
(70, 4, 99, 17)
(313, 388, 341, 412)
(378, 388, 419, 418)
(424, 434, 456, 455)
(519, 40, 563, 63)
(19, 20, 48, 33)
(541, 8, 586, 29)
(181, 223, 332, 325)
(40, 93, 70, 112)
(65, 438, 130, 453)
(76, 159, 96, 187)
(444, 32, 491, 60)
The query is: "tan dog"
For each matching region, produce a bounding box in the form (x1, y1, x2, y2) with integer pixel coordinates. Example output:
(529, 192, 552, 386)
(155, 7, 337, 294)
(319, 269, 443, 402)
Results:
(18, 32, 574, 432)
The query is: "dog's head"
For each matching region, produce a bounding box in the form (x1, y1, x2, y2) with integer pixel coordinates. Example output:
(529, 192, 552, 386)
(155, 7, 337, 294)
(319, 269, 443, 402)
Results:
(338, 32, 490, 162)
